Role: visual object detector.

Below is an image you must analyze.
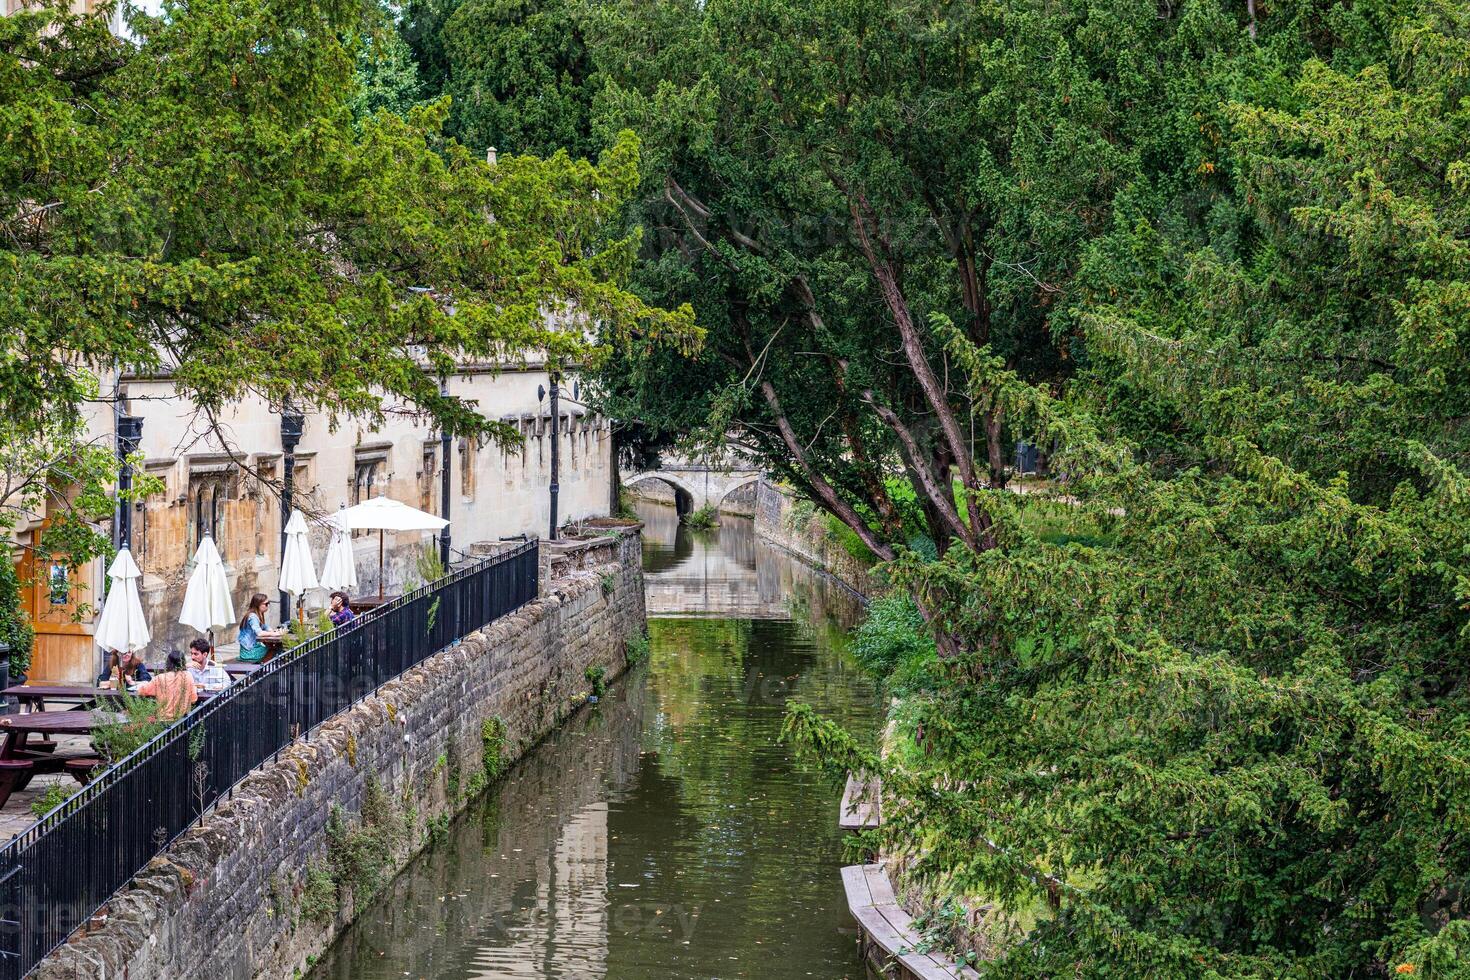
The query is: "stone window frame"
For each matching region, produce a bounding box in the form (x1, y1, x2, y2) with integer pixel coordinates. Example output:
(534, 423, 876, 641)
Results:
(418, 440, 439, 514)
(352, 444, 390, 536)
(458, 435, 477, 501)
(186, 462, 236, 557)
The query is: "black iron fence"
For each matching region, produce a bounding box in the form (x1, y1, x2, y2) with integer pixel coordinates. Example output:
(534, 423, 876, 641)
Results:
(0, 541, 538, 977)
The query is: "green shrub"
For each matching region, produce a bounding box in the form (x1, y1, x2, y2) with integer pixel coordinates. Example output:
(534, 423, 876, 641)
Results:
(0, 556, 33, 677)
(299, 860, 337, 923)
(852, 594, 937, 694)
(625, 630, 650, 667)
(821, 512, 878, 565)
(584, 664, 607, 698)
(323, 778, 399, 910)
(29, 782, 73, 820)
(682, 504, 718, 529)
(616, 487, 638, 520)
(91, 690, 168, 764)
(481, 716, 507, 780)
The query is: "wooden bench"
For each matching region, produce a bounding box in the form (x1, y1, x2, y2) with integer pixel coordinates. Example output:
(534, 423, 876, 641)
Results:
(839, 772, 881, 832)
(0, 760, 33, 803)
(64, 758, 103, 785)
(842, 863, 979, 980)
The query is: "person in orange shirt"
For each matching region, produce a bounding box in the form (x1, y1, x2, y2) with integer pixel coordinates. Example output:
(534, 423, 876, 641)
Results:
(136, 650, 198, 721)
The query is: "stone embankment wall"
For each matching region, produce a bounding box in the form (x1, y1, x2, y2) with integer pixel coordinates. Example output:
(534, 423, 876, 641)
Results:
(36, 527, 646, 980)
(752, 481, 878, 598)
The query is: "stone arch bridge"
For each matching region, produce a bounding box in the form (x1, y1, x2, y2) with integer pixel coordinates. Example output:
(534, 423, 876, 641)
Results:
(622, 459, 764, 515)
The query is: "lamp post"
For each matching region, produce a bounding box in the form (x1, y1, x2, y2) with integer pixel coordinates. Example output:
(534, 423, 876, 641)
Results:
(439, 381, 453, 568)
(115, 414, 144, 551)
(279, 405, 305, 620)
(538, 375, 560, 540)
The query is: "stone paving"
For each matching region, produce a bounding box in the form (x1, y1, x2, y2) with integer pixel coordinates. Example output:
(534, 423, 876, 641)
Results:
(0, 735, 93, 841)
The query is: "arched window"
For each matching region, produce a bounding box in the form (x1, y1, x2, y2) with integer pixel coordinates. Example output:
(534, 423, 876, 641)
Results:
(188, 471, 229, 552)
(194, 485, 211, 547)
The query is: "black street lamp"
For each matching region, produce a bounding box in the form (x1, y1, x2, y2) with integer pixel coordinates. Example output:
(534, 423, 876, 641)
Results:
(115, 414, 144, 551)
(279, 405, 305, 619)
(538, 375, 561, 541)
(439, 382, 453, 568)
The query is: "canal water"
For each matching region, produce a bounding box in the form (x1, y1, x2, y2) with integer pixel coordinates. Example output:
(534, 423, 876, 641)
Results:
(313, 501, 880, 979)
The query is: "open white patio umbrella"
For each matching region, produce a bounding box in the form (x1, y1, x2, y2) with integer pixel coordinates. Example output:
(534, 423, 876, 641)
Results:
(318, 512, 358, 593)
(178, 535, 234, 648)
(94, 546, 150, 660)
(278, 509, 320, 621)
(334, 496, 448, 599)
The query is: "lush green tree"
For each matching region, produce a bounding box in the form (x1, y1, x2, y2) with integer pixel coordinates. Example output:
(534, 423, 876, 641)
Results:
(581, 0, 1267, 564)
(350, 12, 427, 124)
(0, 0, 693, 446)
(399, 0, 464, 96)
(785, 1, 1470, 974)
(0, 0, 692, 657)
(440, 0, 601, 159)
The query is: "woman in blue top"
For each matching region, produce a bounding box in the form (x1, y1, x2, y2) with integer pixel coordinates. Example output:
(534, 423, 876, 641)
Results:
(237, 593, 276, 662)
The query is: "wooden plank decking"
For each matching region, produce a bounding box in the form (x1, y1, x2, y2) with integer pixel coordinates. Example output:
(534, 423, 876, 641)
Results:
(842, 863, 979, 980)
(839, 771, 881, 832)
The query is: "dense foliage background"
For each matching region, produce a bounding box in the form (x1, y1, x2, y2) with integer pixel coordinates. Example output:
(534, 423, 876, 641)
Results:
(6, 0, 1468, 972)
(401, 0, 1470, 972)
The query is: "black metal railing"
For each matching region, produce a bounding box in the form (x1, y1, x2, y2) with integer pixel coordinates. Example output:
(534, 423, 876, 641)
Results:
(0, 541, 537, 977)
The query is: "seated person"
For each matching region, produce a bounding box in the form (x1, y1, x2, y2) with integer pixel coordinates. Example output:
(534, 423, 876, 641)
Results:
(136, 650, 198, 721)
(328, 591, 356, 627)
(237, 593, 284, 662)
(186, 638, 231, 691)
(98, 649, 151, 689)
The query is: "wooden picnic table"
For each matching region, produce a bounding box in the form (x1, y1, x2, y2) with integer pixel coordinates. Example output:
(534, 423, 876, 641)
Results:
(222, 661, 262, 677)
(1, 685, 217, 711)
(0, 710, 123, 809)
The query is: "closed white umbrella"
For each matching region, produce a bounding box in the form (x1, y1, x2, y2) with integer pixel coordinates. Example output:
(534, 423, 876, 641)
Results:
(94, 547, 150, 655)
(334, 496, 448, 599)
(178, 534, 234, 636)
(278, 509, 319, 620)
(318, 514, 358, 593)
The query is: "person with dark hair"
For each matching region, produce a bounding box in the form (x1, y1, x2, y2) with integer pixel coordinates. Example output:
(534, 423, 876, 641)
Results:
(137, 650, 197, 721)
(186, 638, 230, 691)
(237, 593, 281, 662)
(328, 591, 356, 628)
(98, 649, 151, 689)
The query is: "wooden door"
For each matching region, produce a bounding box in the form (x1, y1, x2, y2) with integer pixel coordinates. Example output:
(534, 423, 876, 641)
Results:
(16, 529, 96, 684)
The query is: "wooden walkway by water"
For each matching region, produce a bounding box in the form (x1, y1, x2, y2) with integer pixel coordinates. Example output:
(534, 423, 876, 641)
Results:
(839, 771, 978, 979)
(839, 771, 881, 832)
(842, 863, 979, 980)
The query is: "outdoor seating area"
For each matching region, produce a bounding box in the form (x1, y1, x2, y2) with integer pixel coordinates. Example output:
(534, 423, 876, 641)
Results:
(0, 540, 538, 976)
(0, 495, 450, 822)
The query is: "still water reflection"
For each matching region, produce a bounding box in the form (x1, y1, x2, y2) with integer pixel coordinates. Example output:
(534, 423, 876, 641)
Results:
(314, 502, 878, 979)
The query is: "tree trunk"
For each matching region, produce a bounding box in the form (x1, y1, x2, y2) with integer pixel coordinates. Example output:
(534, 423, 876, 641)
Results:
(847, 196, 994, 548)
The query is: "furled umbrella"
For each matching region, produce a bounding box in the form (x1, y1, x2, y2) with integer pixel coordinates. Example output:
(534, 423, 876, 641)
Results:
(178, 534, 235, 655)
(278, 509, 320, 622)
(333, 496, 449, 600)
(94, 547, 151, 675)
(318, 511, 358, 594)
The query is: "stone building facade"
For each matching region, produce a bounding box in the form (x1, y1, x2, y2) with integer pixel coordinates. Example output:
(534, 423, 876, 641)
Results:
(12, 364, 614, 683)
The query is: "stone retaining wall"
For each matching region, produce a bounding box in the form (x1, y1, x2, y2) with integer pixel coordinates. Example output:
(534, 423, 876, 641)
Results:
(753, 481, 878, 598)
(35, 530, 646, 980)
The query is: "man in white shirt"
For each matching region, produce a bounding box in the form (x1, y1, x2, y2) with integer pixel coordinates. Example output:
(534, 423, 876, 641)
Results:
(186, 639, 232, 692)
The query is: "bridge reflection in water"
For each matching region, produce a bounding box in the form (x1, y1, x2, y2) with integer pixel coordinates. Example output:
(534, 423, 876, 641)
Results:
(641, 500, 864, 624)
